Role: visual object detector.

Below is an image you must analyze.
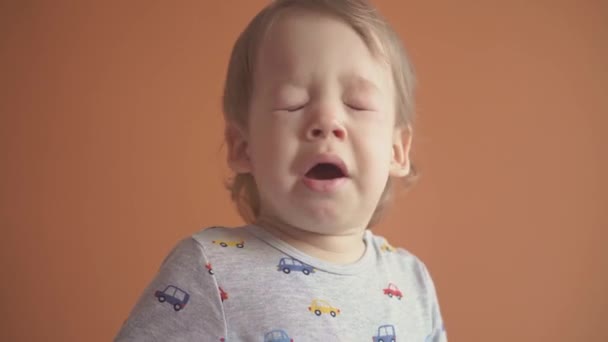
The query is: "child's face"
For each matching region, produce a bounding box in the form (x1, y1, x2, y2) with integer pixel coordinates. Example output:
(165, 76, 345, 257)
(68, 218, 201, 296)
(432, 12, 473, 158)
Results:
(229, 9, 410, 234)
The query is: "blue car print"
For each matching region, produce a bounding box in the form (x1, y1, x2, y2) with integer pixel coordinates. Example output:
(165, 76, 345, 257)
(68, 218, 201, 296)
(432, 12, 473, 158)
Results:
(264, 329, 293, 342)
(373, 324, 396, 342)
(277, 257, 315, 275)
(154, 285, 190, 311)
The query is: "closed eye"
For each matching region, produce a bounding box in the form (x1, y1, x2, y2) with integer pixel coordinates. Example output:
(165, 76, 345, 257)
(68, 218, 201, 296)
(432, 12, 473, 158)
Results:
(285, 104, 306, 112)
(346, 103, 370, 111)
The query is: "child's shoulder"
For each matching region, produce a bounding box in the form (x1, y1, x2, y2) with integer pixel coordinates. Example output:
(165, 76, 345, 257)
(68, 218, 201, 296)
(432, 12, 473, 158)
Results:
(188, 225, 273, 257)
(191, 225, 250, 247)
(367, 230, 434, 281)
(367, 230, 415, 257)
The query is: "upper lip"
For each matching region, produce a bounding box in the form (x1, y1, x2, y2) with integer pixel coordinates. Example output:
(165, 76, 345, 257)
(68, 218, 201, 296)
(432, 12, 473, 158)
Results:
(302, 153, 349, 178)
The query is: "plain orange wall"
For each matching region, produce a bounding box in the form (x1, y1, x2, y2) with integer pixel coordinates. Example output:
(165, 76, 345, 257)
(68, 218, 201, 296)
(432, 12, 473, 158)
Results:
(1, 1, 606, 341)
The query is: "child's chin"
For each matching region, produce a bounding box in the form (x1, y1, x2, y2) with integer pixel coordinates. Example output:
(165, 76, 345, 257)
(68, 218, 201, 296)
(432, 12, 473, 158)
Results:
(290, 209, 363, 234)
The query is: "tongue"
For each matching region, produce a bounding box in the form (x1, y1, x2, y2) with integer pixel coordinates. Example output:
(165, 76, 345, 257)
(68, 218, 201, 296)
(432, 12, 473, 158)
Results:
(306, 163, 343, 180)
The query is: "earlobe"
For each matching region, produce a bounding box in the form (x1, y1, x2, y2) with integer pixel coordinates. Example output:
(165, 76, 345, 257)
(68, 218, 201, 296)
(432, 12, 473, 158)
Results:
(225, 123, 252, 174)
(390, 125, 412, 177)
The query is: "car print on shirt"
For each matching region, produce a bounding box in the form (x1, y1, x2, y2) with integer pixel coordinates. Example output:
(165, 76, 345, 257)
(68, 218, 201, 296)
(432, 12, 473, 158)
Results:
(372, 324, 396, 342)
(277, 257, 315, 275)
(264, 329, 294, 342)
(383, 282, 403, 300)
(308, 299, 341, 317)
(154, 285, 190, 311)
(380, 242, 395, 252)
(206, 262, 214, 275)
(219, 286, 228, 302)
(212, 239, 245, 248)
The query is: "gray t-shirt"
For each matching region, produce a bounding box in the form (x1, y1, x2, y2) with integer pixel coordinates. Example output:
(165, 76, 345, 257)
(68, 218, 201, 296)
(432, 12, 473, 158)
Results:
(115, 225, 447, 341)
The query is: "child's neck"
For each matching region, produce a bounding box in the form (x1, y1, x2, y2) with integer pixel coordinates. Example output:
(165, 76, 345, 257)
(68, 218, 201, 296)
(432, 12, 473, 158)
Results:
(254, 216, 367, 264)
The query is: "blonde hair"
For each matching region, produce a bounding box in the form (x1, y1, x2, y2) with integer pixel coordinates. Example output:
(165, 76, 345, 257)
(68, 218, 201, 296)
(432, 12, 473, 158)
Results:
(223, 0, 418, 226)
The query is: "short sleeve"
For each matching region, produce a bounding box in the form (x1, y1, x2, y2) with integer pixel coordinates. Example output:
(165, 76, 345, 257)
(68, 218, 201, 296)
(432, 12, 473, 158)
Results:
(421, 262, 448, 342)
(115, 238, 226, 341)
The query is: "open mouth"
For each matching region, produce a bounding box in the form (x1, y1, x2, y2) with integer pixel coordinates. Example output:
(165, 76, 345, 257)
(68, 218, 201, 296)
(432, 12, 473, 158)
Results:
(305, 163, 346, 180)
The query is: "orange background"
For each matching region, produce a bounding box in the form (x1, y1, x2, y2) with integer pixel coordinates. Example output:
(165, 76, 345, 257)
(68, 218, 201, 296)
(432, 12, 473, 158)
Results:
(1, 1, 606, 341)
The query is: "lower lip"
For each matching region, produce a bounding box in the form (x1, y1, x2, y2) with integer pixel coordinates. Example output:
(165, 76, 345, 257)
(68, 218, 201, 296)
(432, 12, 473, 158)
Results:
(302, 177, 348, 193)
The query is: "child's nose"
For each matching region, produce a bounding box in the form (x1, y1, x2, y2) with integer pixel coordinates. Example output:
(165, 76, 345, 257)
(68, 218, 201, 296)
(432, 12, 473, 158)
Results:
(305, 119, 347, 141)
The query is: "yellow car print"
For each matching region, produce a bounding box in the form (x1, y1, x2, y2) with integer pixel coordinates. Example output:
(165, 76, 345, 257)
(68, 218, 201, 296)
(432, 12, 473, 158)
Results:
(212, 239, 245, 248)
(380, 242, 395, 252)
(308, 299, 341, 317)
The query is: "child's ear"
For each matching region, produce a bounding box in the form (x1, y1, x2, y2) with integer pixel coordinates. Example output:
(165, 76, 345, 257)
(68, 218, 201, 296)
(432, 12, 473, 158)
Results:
(389, 125, 412, 177)
(225, 122, 252, 174)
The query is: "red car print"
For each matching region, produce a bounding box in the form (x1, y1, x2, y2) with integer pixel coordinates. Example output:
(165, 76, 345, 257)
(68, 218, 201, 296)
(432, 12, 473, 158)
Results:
(206, 262, 214, 275)
(219, 287, 228, 302)
(383, 283, 403, 300)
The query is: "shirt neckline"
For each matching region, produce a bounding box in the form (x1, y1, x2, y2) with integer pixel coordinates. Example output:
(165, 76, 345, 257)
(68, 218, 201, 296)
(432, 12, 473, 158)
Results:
(244, 224, 376, 276)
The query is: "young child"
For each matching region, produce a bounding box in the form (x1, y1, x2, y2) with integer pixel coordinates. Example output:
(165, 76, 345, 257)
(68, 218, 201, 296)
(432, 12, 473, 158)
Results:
(116, 0, 447, 341)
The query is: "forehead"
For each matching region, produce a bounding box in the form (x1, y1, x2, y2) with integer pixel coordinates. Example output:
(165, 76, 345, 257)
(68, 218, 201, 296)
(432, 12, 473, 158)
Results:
(254, 9, 391, 89)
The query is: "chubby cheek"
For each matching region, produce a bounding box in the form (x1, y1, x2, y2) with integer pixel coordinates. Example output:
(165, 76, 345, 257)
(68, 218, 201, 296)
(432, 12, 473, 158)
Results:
(364, 145, 392, 182)
(248, 120, 296, 184)
(353, 126, 394, 187)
